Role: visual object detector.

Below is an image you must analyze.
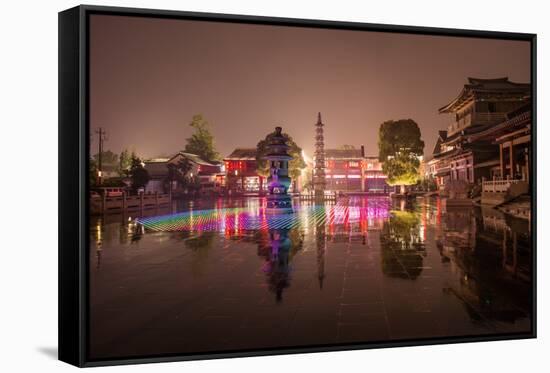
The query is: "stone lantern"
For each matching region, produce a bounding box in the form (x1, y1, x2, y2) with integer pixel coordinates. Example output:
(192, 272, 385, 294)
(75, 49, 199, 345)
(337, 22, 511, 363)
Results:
(265, 127, 293, 212)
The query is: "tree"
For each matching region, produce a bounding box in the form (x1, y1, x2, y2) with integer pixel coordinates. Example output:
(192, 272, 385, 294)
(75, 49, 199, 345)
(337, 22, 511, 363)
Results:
(118, 149, 132, 177)
(256, 130, 307, 182)
(90, 158, 98, 187)
(129, 155, 150, 192)
(166, 157, 193, 191)
(378, 119, 424, 193)
(184, 114, 220, 162)
(93, 150, 118, 166)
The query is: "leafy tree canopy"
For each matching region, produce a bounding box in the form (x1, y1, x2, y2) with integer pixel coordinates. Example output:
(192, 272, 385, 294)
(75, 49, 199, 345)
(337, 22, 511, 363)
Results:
(378, 119, 424, 187)
(129, 155, 150, 192)
(184, 114, 220, 163)
(166, 157, 193, 189)
(118, 149, 132, 176)
(90, 158, 98, 188)
(93, 150, 118, 165)
(256, 130, 307, 180)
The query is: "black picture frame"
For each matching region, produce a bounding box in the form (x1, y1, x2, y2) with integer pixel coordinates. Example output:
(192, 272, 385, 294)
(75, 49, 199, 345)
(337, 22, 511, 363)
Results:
(59, 4, 537, 367)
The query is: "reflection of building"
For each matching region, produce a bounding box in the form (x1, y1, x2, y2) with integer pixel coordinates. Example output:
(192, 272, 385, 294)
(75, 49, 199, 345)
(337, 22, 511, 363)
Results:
(144, 152, 224, 193)
(223, 148, 266, 193)
(437, 207, 531, 322)
(324, 148, 389, 193)
(432, 77, 530, 189)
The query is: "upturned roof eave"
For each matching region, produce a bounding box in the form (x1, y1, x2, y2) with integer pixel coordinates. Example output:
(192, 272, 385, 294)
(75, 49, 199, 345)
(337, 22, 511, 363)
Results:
(438, 88, 473, 113)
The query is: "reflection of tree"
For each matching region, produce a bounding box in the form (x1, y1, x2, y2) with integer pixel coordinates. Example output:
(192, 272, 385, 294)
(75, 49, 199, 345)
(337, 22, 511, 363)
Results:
(257, 227, 303, 302)
(184, 232, 216, 277)
(185, 232, 215, 250)
(380, 210, 425, 279)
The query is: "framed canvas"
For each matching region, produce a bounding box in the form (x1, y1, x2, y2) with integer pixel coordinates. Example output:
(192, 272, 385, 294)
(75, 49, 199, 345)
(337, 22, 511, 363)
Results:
(59, 5, 536, 367)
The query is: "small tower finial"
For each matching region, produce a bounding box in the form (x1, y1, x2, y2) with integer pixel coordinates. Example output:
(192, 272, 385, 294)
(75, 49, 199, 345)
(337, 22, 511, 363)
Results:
(317, 112, 322, 124)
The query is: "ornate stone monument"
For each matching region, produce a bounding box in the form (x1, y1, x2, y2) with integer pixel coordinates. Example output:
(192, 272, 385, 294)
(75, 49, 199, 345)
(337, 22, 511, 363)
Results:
(265, 127, 293, 212)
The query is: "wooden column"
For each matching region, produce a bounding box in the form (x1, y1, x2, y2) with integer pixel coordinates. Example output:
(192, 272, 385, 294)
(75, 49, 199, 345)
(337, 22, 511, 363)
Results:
(525, 148, 530, 182)
(499, 143, 504, 178)
(259, 176, 263, 194)
(361, 162, 365, 192)
(509, 142, 515, 179)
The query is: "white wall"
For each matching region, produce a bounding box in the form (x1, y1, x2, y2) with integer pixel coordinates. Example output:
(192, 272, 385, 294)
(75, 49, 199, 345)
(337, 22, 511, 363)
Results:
(0, 1, 547, 372)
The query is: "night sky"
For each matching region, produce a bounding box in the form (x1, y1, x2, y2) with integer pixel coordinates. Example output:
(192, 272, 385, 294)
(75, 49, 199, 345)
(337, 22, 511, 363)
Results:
(89, 14, 530, 159)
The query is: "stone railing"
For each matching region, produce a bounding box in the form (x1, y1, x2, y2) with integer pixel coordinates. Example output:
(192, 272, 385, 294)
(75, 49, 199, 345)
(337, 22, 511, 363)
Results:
(482, 178, 524, 193)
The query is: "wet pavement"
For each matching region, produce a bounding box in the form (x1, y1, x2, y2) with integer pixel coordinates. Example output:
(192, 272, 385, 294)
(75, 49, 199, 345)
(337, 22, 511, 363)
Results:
(89, 196, 532, 360)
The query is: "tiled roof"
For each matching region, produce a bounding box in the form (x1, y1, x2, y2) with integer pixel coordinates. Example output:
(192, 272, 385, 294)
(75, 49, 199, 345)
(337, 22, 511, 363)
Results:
(439, 77, 530, 113)
(144, 161, 169, 178)
(170, 152, 217, 166)
(224, 148, 258, 160)
(325, 149, 363, 159)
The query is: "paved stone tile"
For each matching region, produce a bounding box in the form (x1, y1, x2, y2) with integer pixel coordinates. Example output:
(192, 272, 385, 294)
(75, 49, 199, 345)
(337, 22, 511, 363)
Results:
(89, 197, 532, 358)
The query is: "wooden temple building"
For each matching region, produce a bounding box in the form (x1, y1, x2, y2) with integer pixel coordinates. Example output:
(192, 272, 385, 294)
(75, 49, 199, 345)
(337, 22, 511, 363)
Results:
(429, 77, 531, 202)
(223, 148, 267, 193)
(324, 148, 389, 193)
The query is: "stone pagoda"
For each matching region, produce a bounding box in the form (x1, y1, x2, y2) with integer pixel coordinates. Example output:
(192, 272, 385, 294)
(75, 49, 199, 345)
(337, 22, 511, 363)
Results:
(265, 127, 293, 212)
(313, 112, 327, 197)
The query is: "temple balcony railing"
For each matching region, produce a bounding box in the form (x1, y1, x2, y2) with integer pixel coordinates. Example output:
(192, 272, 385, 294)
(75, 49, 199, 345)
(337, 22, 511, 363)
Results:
(447, 114, 472, 135)
(482, 176, 527, 193)
(472, 112, 507, 125)
(447, 112, 507, 136)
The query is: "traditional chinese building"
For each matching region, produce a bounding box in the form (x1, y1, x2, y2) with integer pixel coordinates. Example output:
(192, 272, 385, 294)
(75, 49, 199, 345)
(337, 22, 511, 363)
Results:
(324, 147, 389, 193)
(363, 156, 390, 193)
(466, 101, 531, 182)
(223, 148, 266, 193)
(433, 77, 530, 188)
(430, 130, 451, 187)
(144, 152, 224, 193)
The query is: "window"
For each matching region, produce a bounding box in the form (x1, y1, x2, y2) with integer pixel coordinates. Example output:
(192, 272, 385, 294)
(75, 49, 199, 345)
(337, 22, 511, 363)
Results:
(488, 102, 497, 113)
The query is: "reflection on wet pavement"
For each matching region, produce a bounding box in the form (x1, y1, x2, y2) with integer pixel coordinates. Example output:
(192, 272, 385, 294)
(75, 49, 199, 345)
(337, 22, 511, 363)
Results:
(89, 197, 532, 360)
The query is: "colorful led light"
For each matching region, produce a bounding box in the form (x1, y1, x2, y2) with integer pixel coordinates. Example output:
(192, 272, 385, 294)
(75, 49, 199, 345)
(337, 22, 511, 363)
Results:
(137, 199, 390, 233)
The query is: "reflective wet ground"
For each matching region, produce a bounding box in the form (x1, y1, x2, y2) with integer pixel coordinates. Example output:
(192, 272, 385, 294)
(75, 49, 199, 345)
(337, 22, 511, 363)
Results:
(89, 196, 532, 360)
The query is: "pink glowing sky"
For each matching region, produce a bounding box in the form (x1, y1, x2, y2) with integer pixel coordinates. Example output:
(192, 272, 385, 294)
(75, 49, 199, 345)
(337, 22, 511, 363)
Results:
(89, 14, 530, 159)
